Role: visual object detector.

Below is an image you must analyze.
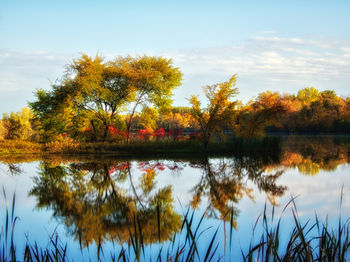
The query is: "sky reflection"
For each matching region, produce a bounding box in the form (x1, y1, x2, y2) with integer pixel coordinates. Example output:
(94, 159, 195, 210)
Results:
(0, 136, 350, 259)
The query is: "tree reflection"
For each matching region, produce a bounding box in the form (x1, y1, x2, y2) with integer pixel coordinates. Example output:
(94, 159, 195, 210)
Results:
(26, 137, 350, 249)
(30, 161, 181, 247)
(0, 163, 22, 176)
(29, 156, 288, 248)
(280, 136, 350, 175)
(189, 155, 287, 227)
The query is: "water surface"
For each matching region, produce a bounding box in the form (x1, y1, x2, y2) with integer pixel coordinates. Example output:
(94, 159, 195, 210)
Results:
(1, 136, 350, 260)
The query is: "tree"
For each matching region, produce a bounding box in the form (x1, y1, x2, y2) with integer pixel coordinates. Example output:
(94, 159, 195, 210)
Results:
(189, 75, 238, 149)
(138, 107, 159, 131)
(297, 87, 320, 105)
(235, 91, 287, 138)
(295, 89, 345, 132)
(70, 55, 135, 140)
(30, 54, 182, 142)
(0, 120, 5, 140)
(2, 107, 34, 140)
(158, 112, 193, 130)
(30, 88, 74, 141)
(124, 56, 182, 142)
(31, 55, 135, 142)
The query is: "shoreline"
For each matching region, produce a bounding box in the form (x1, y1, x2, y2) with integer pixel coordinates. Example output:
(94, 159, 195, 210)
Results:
(0, 137, 281, 157)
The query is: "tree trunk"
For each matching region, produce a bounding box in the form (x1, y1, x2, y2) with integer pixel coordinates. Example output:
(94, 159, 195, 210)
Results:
(102, 124, 109, 142)
(90, 120, 98, 142)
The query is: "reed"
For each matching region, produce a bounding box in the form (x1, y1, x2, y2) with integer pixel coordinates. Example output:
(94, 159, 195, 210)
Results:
(243, 190, 350, 261)
(0, 189, 349, 261)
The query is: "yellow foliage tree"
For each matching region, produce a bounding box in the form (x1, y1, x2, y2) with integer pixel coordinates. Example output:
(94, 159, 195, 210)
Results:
(2, 107, 34, 140)
(189, 75, 238, 149)
(138, 107, 159, 131)
(235, 91, 287, 138)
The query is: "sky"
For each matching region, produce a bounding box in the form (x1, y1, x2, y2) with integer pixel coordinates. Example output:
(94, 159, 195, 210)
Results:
(1, 0, 350, 114)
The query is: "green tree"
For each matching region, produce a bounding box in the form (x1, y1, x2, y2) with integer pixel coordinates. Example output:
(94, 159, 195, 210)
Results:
(189, 75, 238, 149)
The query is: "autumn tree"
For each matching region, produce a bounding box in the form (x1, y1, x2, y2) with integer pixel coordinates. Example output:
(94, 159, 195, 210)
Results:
(138, 107, 159, 131)
(30, 54, 182, 142)
(31, 55, 133, 141)
(297, 87, 320, 105)
(190, 75, 238, 149)
(123, 56, 182, 142)
(0, 120, 5, 140)
(171, 106, 193, 114)
(235, 91, 288, 138)
(158, 111, 194, 132)
(2, 107, 35, 140)
(334, 97, 350, 132)
(294, 89, 346, 132)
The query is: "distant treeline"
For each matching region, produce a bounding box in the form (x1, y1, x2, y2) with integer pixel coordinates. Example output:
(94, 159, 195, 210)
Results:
(239, 87, 350, 134)
(0, 54, 349, 147)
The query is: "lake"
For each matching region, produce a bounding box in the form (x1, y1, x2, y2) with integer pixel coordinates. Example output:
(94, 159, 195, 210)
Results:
(1, 135, 350, 261)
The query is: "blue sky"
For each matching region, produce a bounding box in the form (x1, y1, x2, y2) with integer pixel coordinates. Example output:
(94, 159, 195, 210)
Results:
(1, 0, 350, 113)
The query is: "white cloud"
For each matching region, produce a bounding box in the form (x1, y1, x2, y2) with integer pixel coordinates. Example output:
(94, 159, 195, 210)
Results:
(159, 36, 350, 103)
(1, 35, 350, 112)
(165, 36, 350, 79)
(0, 49, 72, 113)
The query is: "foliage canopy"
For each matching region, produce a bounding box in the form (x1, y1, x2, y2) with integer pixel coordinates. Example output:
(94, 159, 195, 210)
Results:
(30, 54, 182, 142)
(189, 75, 238, 148)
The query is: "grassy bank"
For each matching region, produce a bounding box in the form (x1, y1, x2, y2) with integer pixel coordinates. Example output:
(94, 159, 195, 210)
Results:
(0, 140, 42, 154)
(0, 137, 281, 158)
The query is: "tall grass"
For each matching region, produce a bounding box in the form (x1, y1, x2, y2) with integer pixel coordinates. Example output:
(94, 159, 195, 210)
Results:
(0, 189, 68, 262)
(1, 189, 350, 261)
(0, 140, 42, 154)
(243, 191, 350, 261)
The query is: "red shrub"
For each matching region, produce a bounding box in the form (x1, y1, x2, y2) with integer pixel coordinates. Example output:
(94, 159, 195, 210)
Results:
(189, 131, 201, 140)
(153, 128, 166, 138)
(108, 126, 118, 137)
(137, 129, 150, 140)
(109, 162, 132, 174)
(167, 129, 184, 141)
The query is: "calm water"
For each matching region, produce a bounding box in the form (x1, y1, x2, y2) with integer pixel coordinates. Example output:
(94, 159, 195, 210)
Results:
(1, 136, 350, 260)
